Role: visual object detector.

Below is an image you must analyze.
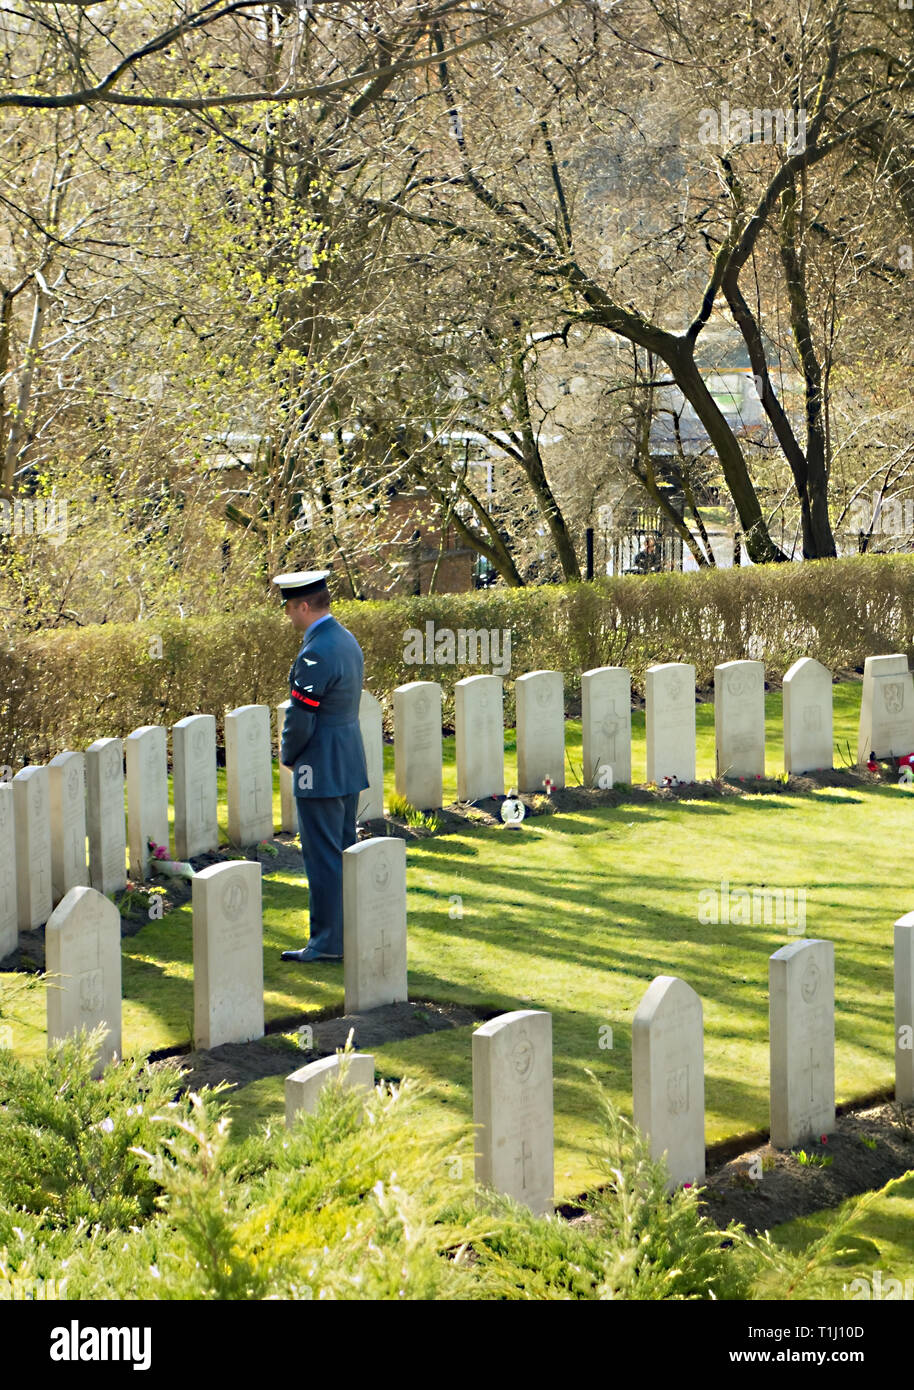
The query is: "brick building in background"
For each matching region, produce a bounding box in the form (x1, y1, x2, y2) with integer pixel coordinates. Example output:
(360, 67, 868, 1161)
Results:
(348, 485, 482, 596)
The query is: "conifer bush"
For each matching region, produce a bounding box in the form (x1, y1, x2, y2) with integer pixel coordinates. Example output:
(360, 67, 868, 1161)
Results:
(0, 1027, 193, 1229)
(0, 1038, 894, 1300)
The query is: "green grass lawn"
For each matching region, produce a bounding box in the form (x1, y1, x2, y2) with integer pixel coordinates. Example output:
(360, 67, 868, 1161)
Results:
(78, 679, 867, 847)
(5, 678, 912, 1202)
(762, 1171, 914, 1293)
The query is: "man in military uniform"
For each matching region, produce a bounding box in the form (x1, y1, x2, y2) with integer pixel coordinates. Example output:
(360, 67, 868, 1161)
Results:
(273, 570, 369, 963)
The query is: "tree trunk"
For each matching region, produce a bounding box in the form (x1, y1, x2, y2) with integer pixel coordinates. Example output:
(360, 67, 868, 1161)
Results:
(661, 337, 787, 564)
(3, 279, 47, 489)
(723, 272, 816, 557)
(509, 349, 581, 581)
(0, 288, 13, 495)
(779, 180, 837, 558)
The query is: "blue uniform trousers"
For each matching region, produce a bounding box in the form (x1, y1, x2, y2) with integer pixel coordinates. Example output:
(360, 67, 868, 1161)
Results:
(295, 792, 359, 956)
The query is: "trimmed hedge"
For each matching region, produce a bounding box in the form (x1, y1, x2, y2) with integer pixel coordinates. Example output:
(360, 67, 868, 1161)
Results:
(2, 553, 912, 766)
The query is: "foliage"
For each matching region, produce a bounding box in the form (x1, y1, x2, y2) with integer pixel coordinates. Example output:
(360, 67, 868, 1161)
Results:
(0, 1027, 193, 1229)
(795, 1149, 833, 1169)
(0, 1036, 905, 1301)
(737, 1187, 887, 1300)
(4, 553, 913, 763)
(467, 1079, 748, 1300)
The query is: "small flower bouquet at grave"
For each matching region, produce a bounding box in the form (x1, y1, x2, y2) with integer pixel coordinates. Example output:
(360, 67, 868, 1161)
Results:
(147, 839, 195, 880)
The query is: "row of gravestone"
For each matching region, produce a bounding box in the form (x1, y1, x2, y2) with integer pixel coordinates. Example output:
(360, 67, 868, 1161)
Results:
(637, 921, 914, 1192)
(1, 703, 320, 957)
(41, 834, 409, 1073)
(394, 653, 914, 809)
(291, 919, 914, 1215)
(292, 915, 914, 1213)
(35, 830, 914, 1211)
(4, 650, 909, 959)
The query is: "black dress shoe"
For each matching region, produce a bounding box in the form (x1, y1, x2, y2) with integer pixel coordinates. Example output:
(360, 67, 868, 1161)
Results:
(281, 946, 343, 963)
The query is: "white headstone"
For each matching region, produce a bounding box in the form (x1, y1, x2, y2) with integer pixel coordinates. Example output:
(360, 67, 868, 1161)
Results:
(13, 765, 52, 930)
(357, 689, 384, 822)
(472, 1009, 554, 1215)
(277, 702, 297, 832)
(769, 938, 835, 1148)
(393, 681, 443, 810)
(714, 659, 766, 778)
(192, 860, 264, 1049)
(782, 658, 833, 774)
(632, 975, 705, 1189)
(343, 836, 408, 1013)
(894, 912, 914, 1105)
(45, 885, 122, 1075)
(645, 663, 696, 784)
(125, 725, 169, 882)
(86, 738, 127, 896)
(456, 674, 505, 802)
(225, 704, 273, 847)
(857, 654, 914, 763)
(285, 1052, 375, 1127)
(48, 750, 89, 903)
(173, 714, 219, 860)
(0, 784, 18, 958)
(515, 671, 565, 793)
(582, 666, 631, 787)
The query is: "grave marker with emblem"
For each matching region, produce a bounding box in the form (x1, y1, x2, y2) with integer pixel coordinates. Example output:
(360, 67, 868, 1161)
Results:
(782, 658, 833, 774)
(714, 660, 766, 778)
(192, 860, 264, 1048)
(857, 654, 914, 764)
(357, 689, 385, 822)
(632, 975, 705, 1189)
(455, 674, 505, 802)
(45, 885, 122, 1075)
(173, 714, 219, 859)
(86, 738, 127, 896)
(515, 671, 565, 793)
(13, 764, 53, 929)
(48, 750, 89, 904)
(645, 663, 697, 784)
(769, 938, 835, 1147)
(342, 836, 407, 1012)
(582, 667, 631, 787)
(393, 681, 443, 810)
(472, 1009, 554, 1215)
(126, 725, 170, 881)
(225, 704, 273, 847)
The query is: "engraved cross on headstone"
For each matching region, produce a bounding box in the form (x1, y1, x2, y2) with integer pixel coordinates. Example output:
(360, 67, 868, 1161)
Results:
(194, 781, 208, 827)
(374, 930, 391, 978)
(68, 829, 83, 873)
(249, 775, 267, 815)
(515, 1138, 533, 1191)
(801, 1045, 821, 1105)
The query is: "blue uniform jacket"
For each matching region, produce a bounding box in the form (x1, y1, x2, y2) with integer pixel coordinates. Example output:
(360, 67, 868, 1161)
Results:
(281, 614, 369, 799)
